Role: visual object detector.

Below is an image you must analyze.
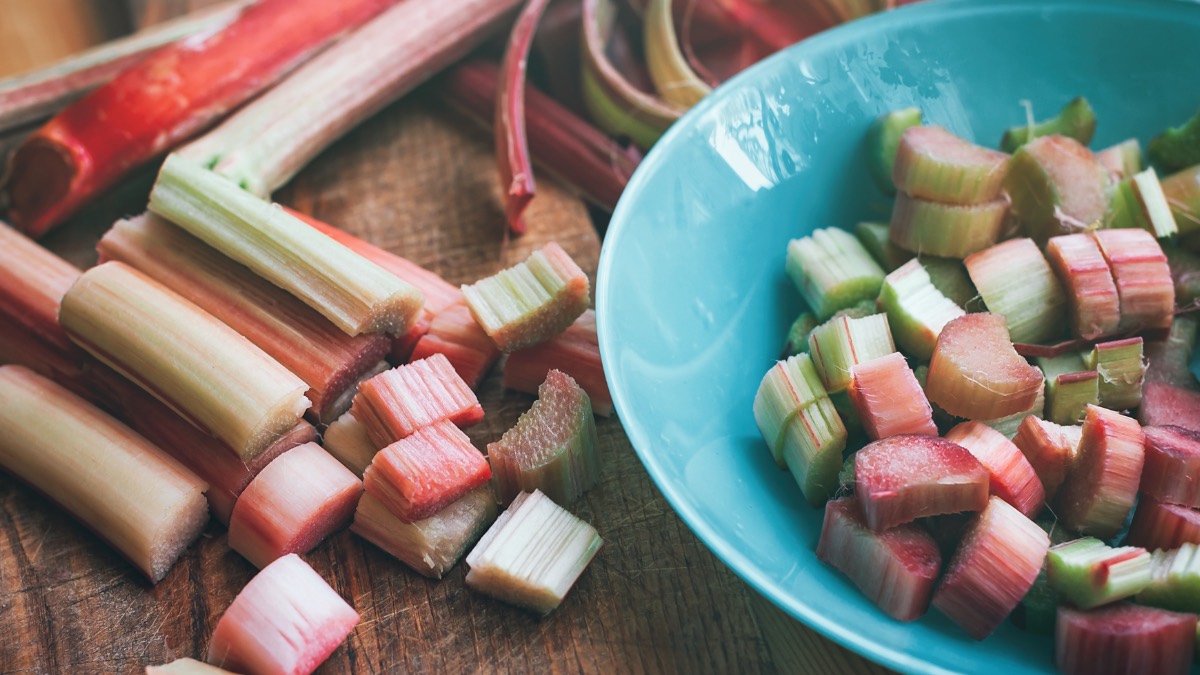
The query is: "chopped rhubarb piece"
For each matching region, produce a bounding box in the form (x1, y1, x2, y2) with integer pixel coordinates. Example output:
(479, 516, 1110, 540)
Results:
(0, 366, 208, 583)
(392, 308, 433, 363)
(753, 353, 832, 468)
(503, 309, 610, 415)
(1095, 138, 1143, 180)
(59, 262, 311, 461)
(1092, 229, 1175, 334)
(461, 242, 590, 352)
(779, 395, 847, 506)
(888, 192, 1008, 259)
(207, 554, 359, 675)
(1138, 543, 1200, 613)
(352, 353, 484, 447)
(945, 421, 1046, 519)
(465, 490, 602, 615)
(322, 411, 377, 478)
(1142, 425, 1200, 507)
(1127, 495, 1200, 551)
(808, 313, 895, 393)
(362, 420, 491, 521)
(4, 0, 395, 237)
(816, 497, 941, 621)
(1045, 233, 1122, 340)
(925, 313, 1044, 420)
(1001, 97, 1096, 153)
(865, 107, 922, 196)
(1004, 135, 1112, 245)
(854, 434, 989, 532)
(1056, 405, 1145, 539)
(1012, 415, 1083, 499)
(0, 223, 81, 358)
(847, 353, 937, 441)
(1150, 110, 1200, 173)
(351, 487, 496, 579)
(1162, 165, 1200, 240)
(149, 155, 424, 337)
(1045, 370, 1101, 426)
(1056, 604, 1196, 675)
(1139, 381, 1200, 433)
(892, 125, 1009, 205)
(228, 442, 363, 569)
(488, 370, 598, 506)
(410, 301, 501, 390)
(98, 213, 392, 422)
(1144, 316, 1198, 390)
(1047, 538, 1152, 609)
(932, 497, 1050, 639)
(785, 227, 885, 320)
(877, 258, 965, 361)
(979, 383, 1046, 440)
(1087, 338, 1147, 411)
(964, 238, 1068, 345)
(1123, 168, 1180, 239)
(146, 657, 234, 674)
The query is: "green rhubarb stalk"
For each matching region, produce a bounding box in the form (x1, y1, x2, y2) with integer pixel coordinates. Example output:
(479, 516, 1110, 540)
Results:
(786, 227, 885, 320)
(1149, 109, 1200, 173)
(149, 155, 424, 337)
(1047, 537, 1152, 609)
(753, 353, 832, 468)
(1045, 371, 1100, 426)
(1000, 97, 1096, 153)
(808, 313, 895, 393)
(877, 258, 964, 361)
(783, 312, 820, 357)
(1138, 543, 1200, 613)
(1087, 338, 1146, 411)
(964, 238, 1068, 345)
(855, 221, 913, 272)
(888, 192, 1008, 259)
(864, 107, 922, 196)
(643, 0, 711, 108)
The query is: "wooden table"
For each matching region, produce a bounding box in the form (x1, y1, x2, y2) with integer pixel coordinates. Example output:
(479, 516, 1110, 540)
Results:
(0, 4, 893, 673)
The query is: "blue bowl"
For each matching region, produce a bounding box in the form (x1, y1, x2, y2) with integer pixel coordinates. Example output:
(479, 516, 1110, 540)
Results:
(596, 1, 1200, 673)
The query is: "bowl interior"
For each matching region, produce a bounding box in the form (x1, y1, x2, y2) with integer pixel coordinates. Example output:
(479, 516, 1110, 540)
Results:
(597, 1, 1200, 673)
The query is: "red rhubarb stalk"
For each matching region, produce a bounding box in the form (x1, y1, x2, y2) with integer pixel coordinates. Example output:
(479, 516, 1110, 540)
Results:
(502, 309, 612, 415)
(496, 0, 552, 235)
(3, 0, 397, 237)
(409, 302, 501, 390)
(444, 60, 640, 212)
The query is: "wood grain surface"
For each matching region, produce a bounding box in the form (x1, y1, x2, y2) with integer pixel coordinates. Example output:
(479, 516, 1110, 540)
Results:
(0, 3, 894, 674)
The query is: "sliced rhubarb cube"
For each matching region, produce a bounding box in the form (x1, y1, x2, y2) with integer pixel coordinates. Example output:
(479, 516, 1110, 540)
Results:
(362, 420, 491, 522)
(1012, 415, 1083, 499)
(351, 353, 484, 447)
(785, 227, 885, 320)
(351, 487, 496, 579)
(888, 192, 1008, 259)
(1092, 229, 1175, 334)
(1046, 538, 1152, 609)
(1142, 425, 1200, 508)
(207, 554, 359, 675)
(945, 421, 1046, 519)
(409, 301, 501, 390)
(1139, 381, 1200, 433)
(1056, 603, 1196, 675)
(964, 238, 1068, 345)
(1056, 405, 1145, 539)
(932, 497, 1050, 639)
(1138, 543, 1200, 613)
(808, 312, 895, 393)
(1126, 495, 1200, 551)
(1087, 338, 1146, 412)
(753, 353, 832, 468)
(876, 258, 965, 361)
(465, 490, 602, 615)
(1045, 233, 1122, 340)
(816, 497, 941, 621)
(854, 434, 989, 532)
(227, 442, 363, 569)
(1045, 370, 1100, 426)
(488, 369, 599, 506)
(1004, 135, 1111, 245)
(847, 352, 937, 441)
(503, 309, 611, 416)
(925, 313, 1043, 420)
(461, 242, 590, 352)
(892, 125, 1009, 205)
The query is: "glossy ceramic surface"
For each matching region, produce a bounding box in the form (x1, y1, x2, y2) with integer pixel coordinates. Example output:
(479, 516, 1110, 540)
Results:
(596, 1, 1200, 672)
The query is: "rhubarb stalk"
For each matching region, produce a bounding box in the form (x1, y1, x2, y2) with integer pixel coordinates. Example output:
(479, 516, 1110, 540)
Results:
(4, 0, 397, 237)
(59, 262, 311, 461)
(179, 0, 522, 198)
(0, 366, 208, 583)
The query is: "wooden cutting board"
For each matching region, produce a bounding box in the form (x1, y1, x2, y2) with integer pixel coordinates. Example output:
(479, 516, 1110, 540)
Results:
(0, 4, 892, 673)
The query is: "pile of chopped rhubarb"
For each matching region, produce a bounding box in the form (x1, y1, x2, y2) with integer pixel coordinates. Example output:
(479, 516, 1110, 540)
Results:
(760, 99, 1200, 674)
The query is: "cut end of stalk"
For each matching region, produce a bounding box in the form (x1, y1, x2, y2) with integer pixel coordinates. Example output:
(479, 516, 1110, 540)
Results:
(889, 192, 1008, 259)
(848, 352, 937, 441)
(363, 420, 491, 522)
(1088, 337, 1146, 411)
(877, 258, 965, 361)
(964, 237, 1067, 345)
(925, 312, 1043, 420)
(892, 125, 1009, 205)
(785, 228, 885, 320)
(488, 369, 598, 506)
(322, 411, 378, 478)
(351, 487, 497, 579)
(352, 352, 484, 447)
(1047, 537, 1152, 609)
(465, 490, 602, 615)
(1056, 405, 1145, 539)
(1005, 135, 1111, 245)
(4, 137, 78, 238)
(807, 312, 895, 393)
(944, 421, 1046, 519)
(1012, 415, 1082, 499)
(854, 434, 989, 532)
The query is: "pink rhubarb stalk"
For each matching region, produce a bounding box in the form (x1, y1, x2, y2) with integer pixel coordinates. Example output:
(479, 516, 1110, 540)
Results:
(945, 421, 1046, 519)
(351, 353, 485, 447)
(496, 0, 552, 234)
(4, 0, 397, 237)
(1141, 425, 1200, 508)
(502, 309, 611, 415)
(1126, 495, 1200, 551)
(362, 420, 492, 522)
(1056, 405, 1145, 539)
(409, 301, 501, 391)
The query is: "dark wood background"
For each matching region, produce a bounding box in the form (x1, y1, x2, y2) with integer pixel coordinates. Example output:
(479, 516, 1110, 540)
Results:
(0, 2, 892, 673)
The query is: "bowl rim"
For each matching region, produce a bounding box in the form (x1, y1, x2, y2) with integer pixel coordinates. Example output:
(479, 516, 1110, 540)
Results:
(596, 0, 1200, 672)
